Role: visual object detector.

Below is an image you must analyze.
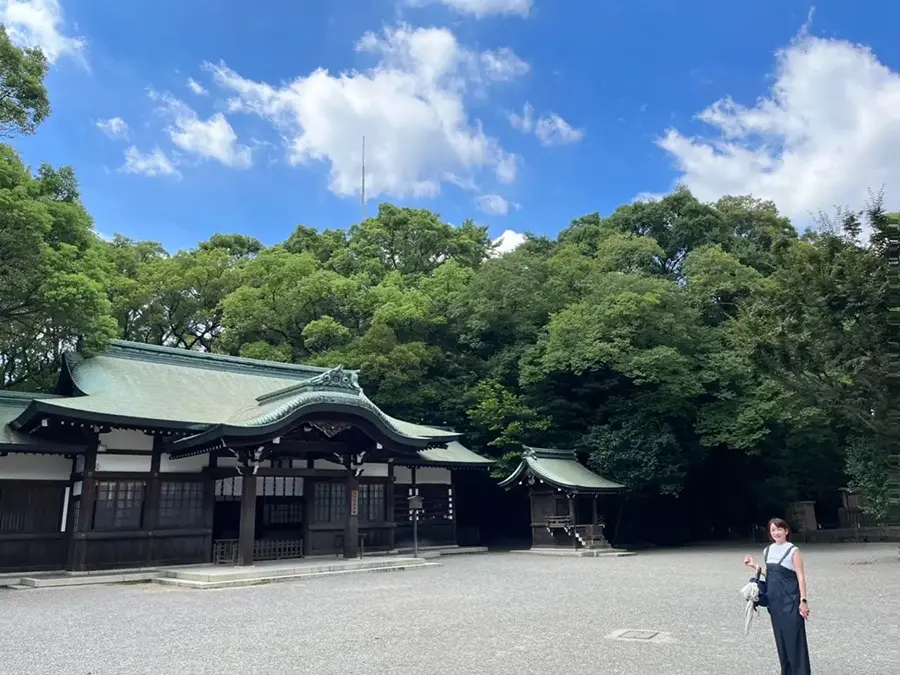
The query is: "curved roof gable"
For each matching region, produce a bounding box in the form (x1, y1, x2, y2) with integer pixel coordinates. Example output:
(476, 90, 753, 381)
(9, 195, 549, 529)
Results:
(498, 446, 625, 493)
(10, 342, 456, 446)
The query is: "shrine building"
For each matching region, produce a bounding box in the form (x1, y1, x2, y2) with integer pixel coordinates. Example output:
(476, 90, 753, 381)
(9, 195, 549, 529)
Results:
(0, 340, 492, 573)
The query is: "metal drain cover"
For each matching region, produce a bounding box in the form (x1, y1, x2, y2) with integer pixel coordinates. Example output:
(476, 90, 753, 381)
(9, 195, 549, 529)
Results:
(605, 629, 674, 643)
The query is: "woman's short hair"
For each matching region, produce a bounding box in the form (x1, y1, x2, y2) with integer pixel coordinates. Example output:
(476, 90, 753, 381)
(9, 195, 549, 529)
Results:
(767, 517, 791, 540)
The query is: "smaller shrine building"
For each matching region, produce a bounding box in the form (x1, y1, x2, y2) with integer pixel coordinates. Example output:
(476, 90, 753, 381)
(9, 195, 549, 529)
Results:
(500, 446, 625, 551)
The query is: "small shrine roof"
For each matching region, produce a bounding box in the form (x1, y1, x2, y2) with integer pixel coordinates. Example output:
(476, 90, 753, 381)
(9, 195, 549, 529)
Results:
(498, 446, 624, 493)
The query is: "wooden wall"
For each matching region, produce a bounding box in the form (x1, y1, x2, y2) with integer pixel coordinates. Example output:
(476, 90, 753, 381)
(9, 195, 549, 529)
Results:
(0, 480, 69, 572)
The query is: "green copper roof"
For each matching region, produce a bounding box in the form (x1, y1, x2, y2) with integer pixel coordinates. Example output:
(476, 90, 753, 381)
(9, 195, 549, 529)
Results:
(0, 392, 85, 452)
(416, 441, 494, 466)
(498, 446, 625, 492)
(9, 341, 461, 451)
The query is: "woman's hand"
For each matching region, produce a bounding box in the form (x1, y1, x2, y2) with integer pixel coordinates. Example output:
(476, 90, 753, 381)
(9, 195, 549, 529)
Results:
(799, 601, 810, 620)
(744, 555, 756, 569)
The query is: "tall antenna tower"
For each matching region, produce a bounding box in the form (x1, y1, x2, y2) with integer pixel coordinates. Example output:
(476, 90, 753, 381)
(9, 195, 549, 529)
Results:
(361, 135, 366, 223)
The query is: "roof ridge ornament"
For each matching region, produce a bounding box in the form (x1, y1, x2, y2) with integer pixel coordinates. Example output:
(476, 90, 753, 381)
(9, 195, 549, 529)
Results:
(302, 364, 361, 393)
(255, 364, 362, 404)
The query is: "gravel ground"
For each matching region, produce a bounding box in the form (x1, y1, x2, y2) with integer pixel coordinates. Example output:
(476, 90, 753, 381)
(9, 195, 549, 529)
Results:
(1, 543, 898, 675)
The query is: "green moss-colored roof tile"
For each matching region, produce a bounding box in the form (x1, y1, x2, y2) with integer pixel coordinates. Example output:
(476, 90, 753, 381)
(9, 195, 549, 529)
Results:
(7, 341, 479, 461)
(0, 392, 67, 446)
(417, 440, 493, 465)
(498, 445, 625, 492)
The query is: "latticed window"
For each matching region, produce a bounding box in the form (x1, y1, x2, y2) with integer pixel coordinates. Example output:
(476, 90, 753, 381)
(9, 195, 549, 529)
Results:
(158, 481, 204, 528)
(359, 483, 386, 522)
(264, 500, 304, 525)
(93, 480, 145, 530)
(313, 482, 346, 523)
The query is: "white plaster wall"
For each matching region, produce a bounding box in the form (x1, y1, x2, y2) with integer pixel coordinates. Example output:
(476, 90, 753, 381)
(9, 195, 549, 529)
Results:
(313, 459, 343, 470)
(0, 454, 71, 480)
(395, 466, 450, 484)
(215, 476, 304, 497)
(360, 462, 389, 477)
(99, 429, 154, 452)
(160, 453, 209, 473)
(95, 453, 152, 473)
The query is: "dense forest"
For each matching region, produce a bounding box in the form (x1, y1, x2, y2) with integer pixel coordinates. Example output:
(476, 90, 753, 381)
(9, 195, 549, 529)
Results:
(1, 26, 897, 543)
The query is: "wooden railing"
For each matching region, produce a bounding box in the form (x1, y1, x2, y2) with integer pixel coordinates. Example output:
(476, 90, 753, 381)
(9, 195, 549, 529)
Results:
(546, 516, 572, 529)
(212, 538, 304, 564)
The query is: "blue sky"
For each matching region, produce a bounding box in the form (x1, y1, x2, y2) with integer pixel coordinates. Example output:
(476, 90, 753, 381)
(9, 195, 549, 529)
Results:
(4, 0, 900, 252)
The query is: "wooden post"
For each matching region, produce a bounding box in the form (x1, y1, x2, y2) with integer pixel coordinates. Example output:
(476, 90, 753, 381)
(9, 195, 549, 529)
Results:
(202, 452, 218, 562)
(141, 435, 163, 564)
(386, 462, 395, 550)
(448, 472, 457, 545)
(302, 478, 313, 557)
(592, 494, 599, 528)
(71, 444, 98, 571)
(343, 462, 359, 559)
(237, 464, 257, 566)
(64, 455, 79, 569)
(568, 493, 576, 549)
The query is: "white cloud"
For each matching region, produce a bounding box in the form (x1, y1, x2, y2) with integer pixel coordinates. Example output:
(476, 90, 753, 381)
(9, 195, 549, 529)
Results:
(534, 112, 584, 146)
(656, 31, 900, 225)
(406, 0, 533, 18)
(149, 89, 252, 168)
(0, 0, 85, 64)
(204, 24, 521, 199)
(95, 117, 129, 140)
(509, 102, 584, 146)
(477, 193, 519, 215)
(120, 146, 181, 179)
(491, 229, 526, 255)
(186, 77, 208, 96)
(480, 47, 529, 81)
(509, 102, 534, 132)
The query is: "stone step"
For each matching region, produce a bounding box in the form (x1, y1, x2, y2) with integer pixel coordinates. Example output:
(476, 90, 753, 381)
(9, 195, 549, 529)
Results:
(162, 557, 425, 584)
(19, 571, 159, 588)
(578, 549, 636, 558)
(154, 560, 440, 590)
(394, 545, 488, 557)
(513, 547, 636, 558)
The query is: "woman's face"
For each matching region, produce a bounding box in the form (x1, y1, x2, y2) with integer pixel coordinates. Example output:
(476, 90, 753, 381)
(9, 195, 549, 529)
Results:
(770, 523, 788, 543)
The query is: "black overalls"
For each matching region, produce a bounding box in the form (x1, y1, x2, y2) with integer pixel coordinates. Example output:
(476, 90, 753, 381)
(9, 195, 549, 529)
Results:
(764, 544, 811, 675)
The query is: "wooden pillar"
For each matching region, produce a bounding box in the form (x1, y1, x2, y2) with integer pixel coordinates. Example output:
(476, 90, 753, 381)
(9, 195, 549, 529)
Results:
(141, 435, 163, 565)
(71, 445, 98, 571)
(237, 465, 257, 566)
(386, 462, 395, 550)
(592, 494, 599, 528)
(568, 493, 576, 549)
(343, 465, 359, 559)
(63, 455, 79, 569)
(448, 471, 457, 545)
(202, 452, 218, 561)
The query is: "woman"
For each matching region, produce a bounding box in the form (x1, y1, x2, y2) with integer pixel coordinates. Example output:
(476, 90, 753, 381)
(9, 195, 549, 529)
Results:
(744, 518, 811, 675)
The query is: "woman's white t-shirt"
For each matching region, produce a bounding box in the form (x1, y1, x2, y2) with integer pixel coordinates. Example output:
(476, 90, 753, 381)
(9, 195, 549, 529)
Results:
(765, 541, 797, 571)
